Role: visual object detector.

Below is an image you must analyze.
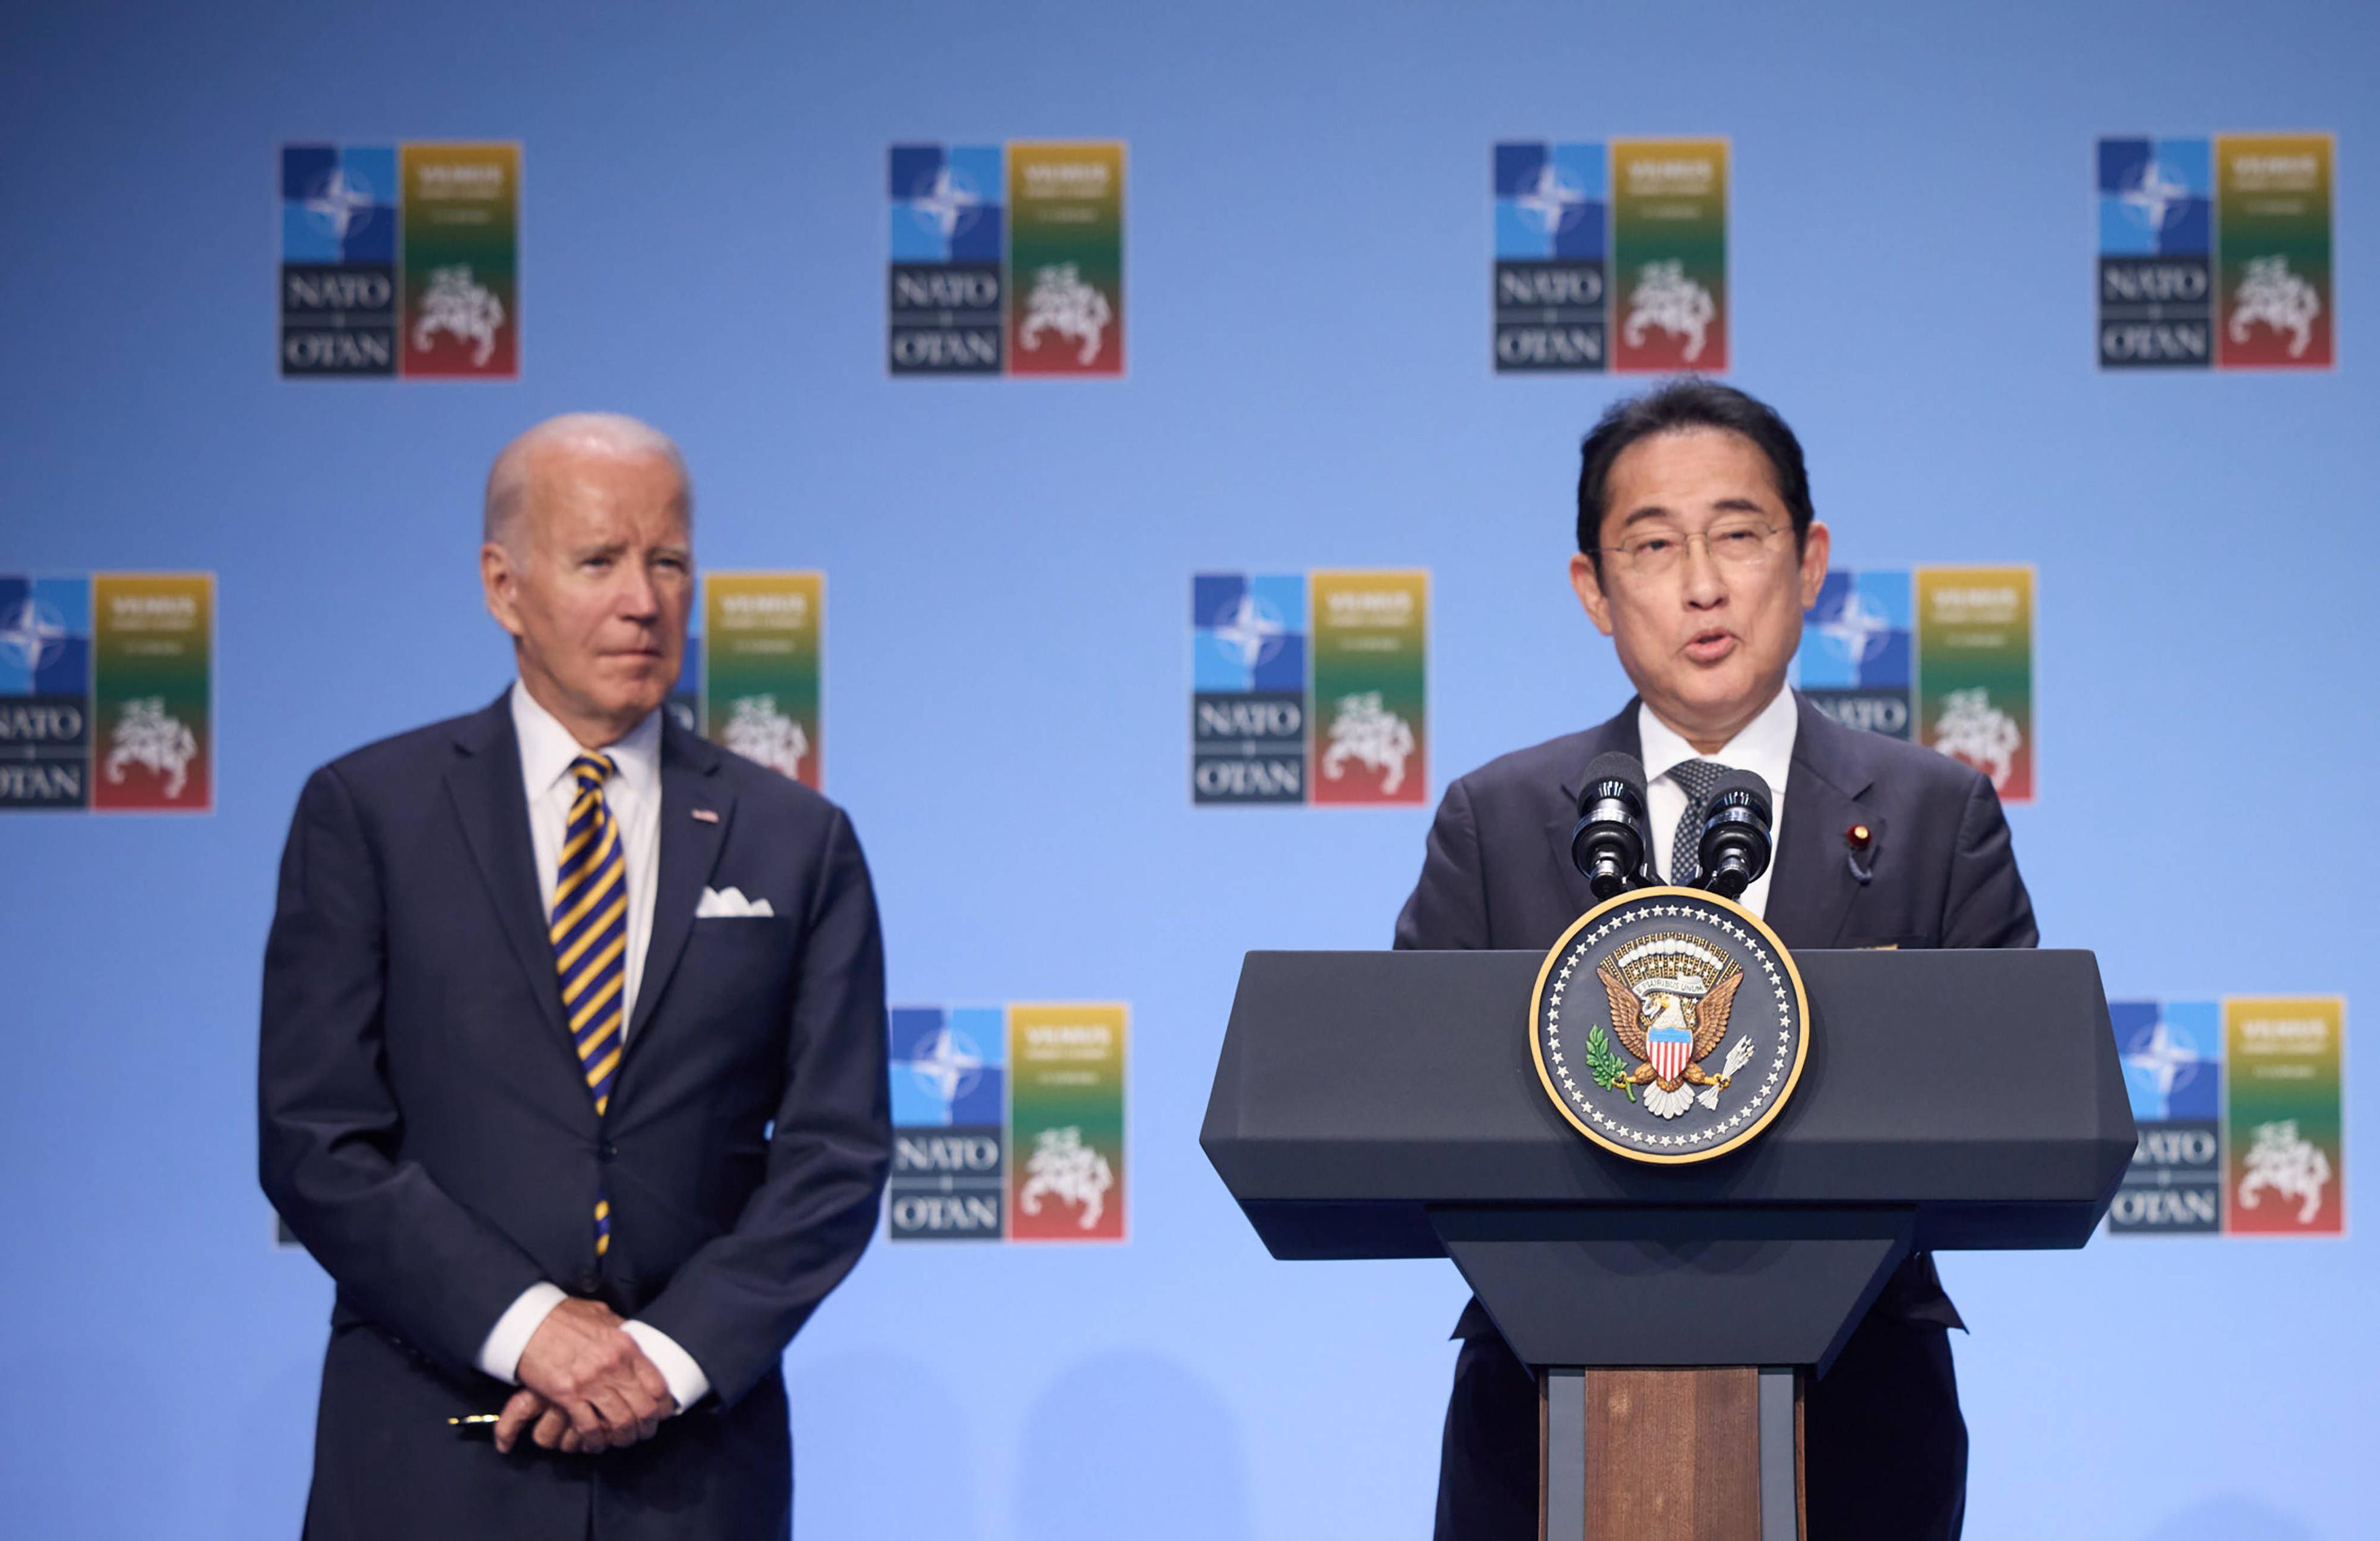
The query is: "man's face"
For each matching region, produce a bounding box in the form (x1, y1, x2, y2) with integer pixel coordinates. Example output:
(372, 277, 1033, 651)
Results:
(1569, 427, 1829, 747)
(481, 446, 692, 742)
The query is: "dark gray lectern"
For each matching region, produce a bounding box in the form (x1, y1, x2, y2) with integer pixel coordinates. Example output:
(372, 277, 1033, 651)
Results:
(1201, 948, 2133, 1541)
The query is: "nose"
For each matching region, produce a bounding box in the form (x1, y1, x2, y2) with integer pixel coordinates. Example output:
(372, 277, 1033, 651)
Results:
(1680, 534, 1727, 608)
(618, 560, 660, 620)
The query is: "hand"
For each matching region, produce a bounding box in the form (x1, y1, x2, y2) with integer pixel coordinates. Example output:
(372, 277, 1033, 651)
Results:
(513, 1297, 674, 1453)
(491, 1387, 548, 1455)
(492, 1389, 672, 1457)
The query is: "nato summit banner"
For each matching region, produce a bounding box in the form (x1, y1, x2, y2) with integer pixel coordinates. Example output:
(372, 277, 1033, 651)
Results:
(2110, 997, 2346, 1237)
(1493, 138, 1727, 373)
(888, 141, 1126, 377)
(2096, 132, 2334, 370)
(885, 1003, 1129, 1243)
(279, 142, 520, 379)
(1191, 570, 1428, 806)
(700, 572, 822, 790)
(1, 573, 213, 813)
(1797, 566, 2034, 804)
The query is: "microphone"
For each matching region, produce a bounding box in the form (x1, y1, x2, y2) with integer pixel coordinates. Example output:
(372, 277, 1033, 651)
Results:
(1569, 752, 1651, 899)
(1695, 769, 1775, 900)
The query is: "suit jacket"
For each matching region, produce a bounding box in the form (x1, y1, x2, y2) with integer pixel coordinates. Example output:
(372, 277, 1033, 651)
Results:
(1394, 691, 2036, 1336)
(260, 693, 892, 1540)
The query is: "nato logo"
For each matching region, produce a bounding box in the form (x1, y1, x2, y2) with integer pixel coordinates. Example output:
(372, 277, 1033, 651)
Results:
(888, 144, 1004, 263)
(0, 575, 90, 697)
(2115, 999, 2221, 1122)
(1193, 573, 1308, 804)
(1798, 571, 1912, 740)
(280, 144, 397, 263)
(1800, 572, 1910, 689)
(891, 1005, 1005, 1126)
(2097, 138, 2211, 258)
(1495, 142, 1606, 260)
(888, 1007, 1007, 1240)
(1494, 142, 1609, 373)
(2109, 999, 2222, 1234)
(2097, 136, 2214, 369)
(888, 144, 1005, 374)
(1193, 574, 1305, 692)
(0, 575, 94, 810)
(281, 143, 398, 376)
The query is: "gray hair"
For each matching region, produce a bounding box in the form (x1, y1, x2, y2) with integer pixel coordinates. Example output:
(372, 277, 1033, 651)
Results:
(482, 412, 692, 550)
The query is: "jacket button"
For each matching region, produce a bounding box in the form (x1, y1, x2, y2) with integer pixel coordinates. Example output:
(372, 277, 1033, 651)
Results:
(599, 1141, 618, 1162)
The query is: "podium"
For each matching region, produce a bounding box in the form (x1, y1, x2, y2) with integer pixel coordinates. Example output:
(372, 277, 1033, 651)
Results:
(1200, 947, 2133, 1540)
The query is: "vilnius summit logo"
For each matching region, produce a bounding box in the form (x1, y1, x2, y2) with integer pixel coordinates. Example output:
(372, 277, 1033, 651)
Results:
(1191, 572, 1429, 807)
(1494, 139, 1730, 375)
(2108, 997, 2346, 1237)
(1796, 566, 2036, 805)
(280, 143, 521, 379)
(1, 573, 214, 814)
(888, 142, 1126, 377)
(2097, 133, 2334, 370)
(886, 1004, 1129, 1243)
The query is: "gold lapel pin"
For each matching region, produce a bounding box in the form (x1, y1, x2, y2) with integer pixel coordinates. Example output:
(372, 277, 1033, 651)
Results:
(1844, 823, 1874, 884)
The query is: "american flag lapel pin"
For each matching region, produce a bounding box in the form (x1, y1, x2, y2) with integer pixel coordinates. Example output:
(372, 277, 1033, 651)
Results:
(691, 807, 720, 824)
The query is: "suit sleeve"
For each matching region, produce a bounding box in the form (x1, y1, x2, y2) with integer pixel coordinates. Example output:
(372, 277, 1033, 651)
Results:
(1394, 777, 1490, 950)
(257, 765, 548, 1378)
(636, 806, 892, 1408)
(1939, 771, 2038, 950)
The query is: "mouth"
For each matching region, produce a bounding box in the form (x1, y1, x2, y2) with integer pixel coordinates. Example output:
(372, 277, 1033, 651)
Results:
(1682, 628, 1738, 665)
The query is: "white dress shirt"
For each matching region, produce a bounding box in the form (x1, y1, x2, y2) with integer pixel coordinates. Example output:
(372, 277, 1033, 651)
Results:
(514, 681, 663, 1030)
(475, 681, 711, 1413)
(1638, 684, 1798, 921)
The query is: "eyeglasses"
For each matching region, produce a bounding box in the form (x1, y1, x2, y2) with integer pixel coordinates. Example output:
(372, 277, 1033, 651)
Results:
(1595, 522, 1787, 579)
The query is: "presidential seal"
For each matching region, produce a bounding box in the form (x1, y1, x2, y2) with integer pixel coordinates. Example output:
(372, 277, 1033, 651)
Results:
(1531, 886, 1809, 1164)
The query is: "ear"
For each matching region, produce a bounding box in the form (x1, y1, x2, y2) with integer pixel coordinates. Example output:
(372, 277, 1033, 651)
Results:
(482, 542, 528, 640)
(1796, 520, 1832, 611)
(1569, 552, 1616, 638)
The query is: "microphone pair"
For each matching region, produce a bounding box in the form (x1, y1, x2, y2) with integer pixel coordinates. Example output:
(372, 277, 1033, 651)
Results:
(1569, 751, 1774, 901)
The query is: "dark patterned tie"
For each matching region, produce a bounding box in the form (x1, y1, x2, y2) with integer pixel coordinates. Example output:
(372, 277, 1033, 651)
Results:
(551, 752, 627, 1256)
(1668, 758, 1738, 886)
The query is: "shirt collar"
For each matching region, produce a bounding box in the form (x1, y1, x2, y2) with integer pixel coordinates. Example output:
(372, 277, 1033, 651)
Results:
(1636, 682, 1799, 790)
(509, 679, 662, 800)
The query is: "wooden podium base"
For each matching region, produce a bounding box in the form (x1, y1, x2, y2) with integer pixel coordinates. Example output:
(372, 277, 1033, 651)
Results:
(1540, 1367, 1803, 1540)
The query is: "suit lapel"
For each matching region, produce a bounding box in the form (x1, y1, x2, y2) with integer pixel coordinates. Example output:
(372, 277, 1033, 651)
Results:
(624, 719, 732, 1052)
(1541, 702, 1644, 920)
(1769, 694, 1880, 950)
(443, 694, 574, 1059)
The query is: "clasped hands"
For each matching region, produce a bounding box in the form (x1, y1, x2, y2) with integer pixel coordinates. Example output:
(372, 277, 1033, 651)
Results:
(493, 1297, 676, 1455)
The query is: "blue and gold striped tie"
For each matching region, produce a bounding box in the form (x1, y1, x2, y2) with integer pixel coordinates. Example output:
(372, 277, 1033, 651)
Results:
(551, 751, 627, 1256)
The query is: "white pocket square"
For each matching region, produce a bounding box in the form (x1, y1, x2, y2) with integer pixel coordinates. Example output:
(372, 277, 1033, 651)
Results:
(695, 886, 774, 918)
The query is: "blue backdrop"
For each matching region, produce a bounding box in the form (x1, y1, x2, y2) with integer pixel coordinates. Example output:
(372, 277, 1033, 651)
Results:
(2, 2, 2373, 1536)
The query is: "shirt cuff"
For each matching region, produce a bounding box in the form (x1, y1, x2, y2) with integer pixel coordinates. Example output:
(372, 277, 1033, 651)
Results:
(621, 1320, 711, 1413)
(477, 1281, 568, 1384)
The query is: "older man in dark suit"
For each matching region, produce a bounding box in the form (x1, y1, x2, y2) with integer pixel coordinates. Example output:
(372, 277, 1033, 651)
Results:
(1401, 381, 2032, 1541)
(260, 413, 890, 1539)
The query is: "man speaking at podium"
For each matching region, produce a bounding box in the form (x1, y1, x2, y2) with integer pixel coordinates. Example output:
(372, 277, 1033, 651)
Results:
(260, 415, 891, 1539)
(1396, 382, 2033, 1540)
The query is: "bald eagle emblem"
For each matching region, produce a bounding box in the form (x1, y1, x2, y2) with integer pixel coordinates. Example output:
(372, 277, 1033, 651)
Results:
(1533, 890, 1808, 1162)
(1595, 932, 1757, 1119)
